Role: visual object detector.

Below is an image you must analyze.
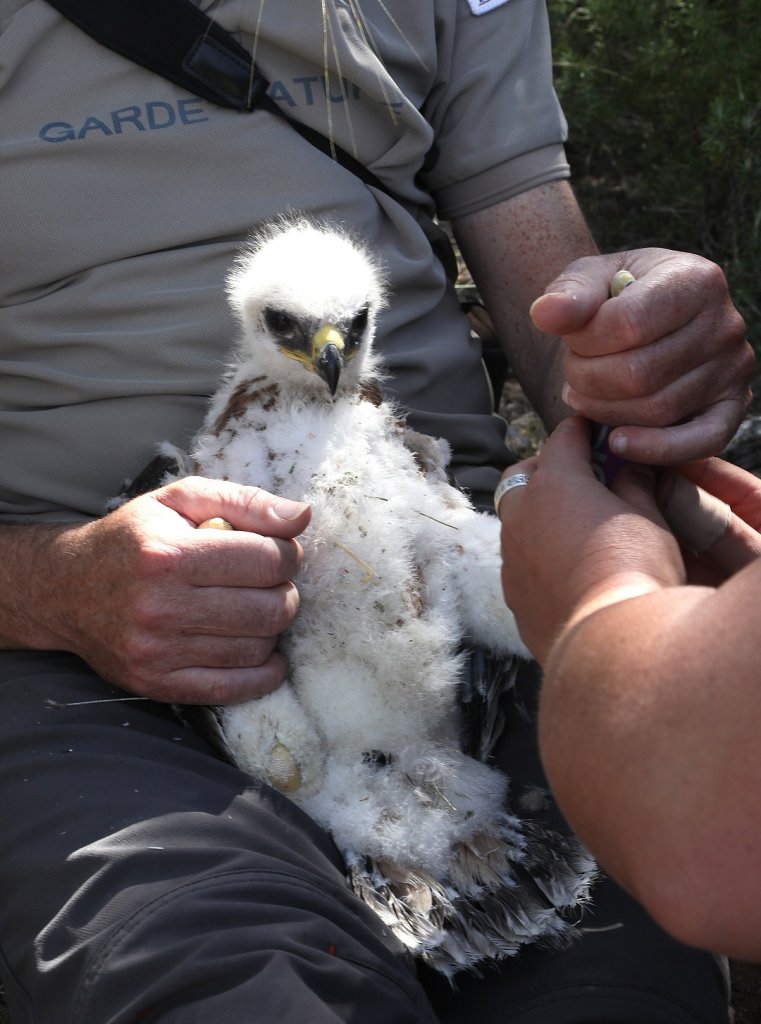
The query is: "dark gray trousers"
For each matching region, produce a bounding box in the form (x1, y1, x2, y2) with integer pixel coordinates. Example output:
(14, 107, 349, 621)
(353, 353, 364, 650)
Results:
(0, 651, 729, 1023)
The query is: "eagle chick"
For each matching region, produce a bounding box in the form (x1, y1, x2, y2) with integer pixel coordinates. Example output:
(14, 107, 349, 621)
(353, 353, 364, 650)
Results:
(186, 217, 594, 976)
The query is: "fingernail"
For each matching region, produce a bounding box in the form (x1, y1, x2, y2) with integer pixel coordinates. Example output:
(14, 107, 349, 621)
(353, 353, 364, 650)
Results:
(610, 433, 628, 455)
(530, 291, 569, 317)
(561, 382, 579, 409)
(272, 499, 310, 521)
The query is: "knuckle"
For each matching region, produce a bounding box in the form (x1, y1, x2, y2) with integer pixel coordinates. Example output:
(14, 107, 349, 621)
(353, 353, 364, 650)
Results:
(611, 296, 651, 350)
(121, 628, 161, 670)
(708, 305, 748, 358)
(736, 339, 756, 378)
(727, 305, 748, 343)
(253, 636, 278, 662)
(131, 590, 172, 632)
(705, 345, 755, 404)
(158, 476, 189, 501)
(636, 391, 674, 427)
(255, 537, 300, 586)
(565, 353, 608, 398)
(135, 539, 184, 581)
(619, 350, 657, 399)
(239, 485, 272, 520)
(568, 349, 654, 402)
(264, 582, 300, 632)
(698, 256, 729, 295)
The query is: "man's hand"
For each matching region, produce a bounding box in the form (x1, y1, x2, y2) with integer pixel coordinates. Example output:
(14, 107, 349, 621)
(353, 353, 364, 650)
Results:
(17, 477, 311, 705)
(531, 249, 755, 464)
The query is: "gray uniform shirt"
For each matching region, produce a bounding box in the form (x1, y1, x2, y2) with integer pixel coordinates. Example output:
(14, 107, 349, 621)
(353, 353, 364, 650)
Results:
(0, 0, 569, 521)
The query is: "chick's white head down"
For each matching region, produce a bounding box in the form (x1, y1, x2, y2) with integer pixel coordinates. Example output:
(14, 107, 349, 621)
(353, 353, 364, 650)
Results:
(226, 218, 386, 397)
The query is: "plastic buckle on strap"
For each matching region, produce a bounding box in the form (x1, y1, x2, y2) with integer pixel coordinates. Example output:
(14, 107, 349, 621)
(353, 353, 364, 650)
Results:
(183, 35, 269, 111)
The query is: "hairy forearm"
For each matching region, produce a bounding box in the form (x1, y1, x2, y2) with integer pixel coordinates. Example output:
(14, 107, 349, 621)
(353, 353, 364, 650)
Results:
(539, 574, 761, 957)
(452, 180, 598, 429)
(0, 522, 82, 650)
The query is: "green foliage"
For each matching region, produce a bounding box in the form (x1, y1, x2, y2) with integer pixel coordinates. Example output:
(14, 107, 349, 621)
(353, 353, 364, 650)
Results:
(549, 0, 761, 352)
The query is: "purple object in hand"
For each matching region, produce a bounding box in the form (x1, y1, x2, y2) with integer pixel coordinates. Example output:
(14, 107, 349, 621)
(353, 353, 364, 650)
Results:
(590, 270, 636, 486)
(590, 423, 627, 486)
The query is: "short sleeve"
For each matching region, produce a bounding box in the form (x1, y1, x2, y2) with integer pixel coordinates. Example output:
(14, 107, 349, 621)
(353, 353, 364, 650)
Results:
(422, 0, 570, 219)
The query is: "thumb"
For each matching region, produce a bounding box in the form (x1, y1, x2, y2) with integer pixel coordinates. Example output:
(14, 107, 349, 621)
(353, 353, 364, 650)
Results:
(537, 415, 596, 473)
(155, 476, 312, 538)
(530, 254, 619, 336)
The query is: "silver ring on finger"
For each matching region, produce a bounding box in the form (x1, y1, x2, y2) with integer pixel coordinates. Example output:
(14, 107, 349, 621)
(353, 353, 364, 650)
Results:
(493, 473, 531, 514)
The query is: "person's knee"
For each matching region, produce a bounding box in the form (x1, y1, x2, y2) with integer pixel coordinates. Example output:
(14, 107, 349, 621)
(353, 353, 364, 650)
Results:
(69, 868, 435, 1023)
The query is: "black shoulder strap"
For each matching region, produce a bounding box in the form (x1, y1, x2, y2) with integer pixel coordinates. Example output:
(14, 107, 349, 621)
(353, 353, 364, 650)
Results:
(45, 0, 266, 111)
(44, 0, 383, 182)
(46, 0, 457, 280)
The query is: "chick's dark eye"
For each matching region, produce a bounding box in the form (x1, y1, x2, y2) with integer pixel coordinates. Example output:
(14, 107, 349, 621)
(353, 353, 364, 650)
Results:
(347, 307, 369, 348)
(264, 307, 297, 340)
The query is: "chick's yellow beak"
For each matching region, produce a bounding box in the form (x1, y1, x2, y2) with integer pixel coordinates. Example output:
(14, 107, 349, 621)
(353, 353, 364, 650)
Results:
(312, 323, 346, 396)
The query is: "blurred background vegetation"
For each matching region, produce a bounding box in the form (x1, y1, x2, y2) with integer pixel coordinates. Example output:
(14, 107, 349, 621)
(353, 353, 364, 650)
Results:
(548, 0, 761, 360)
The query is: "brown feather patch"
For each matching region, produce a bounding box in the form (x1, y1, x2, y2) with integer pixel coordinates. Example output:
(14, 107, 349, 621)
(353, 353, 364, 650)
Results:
(211, 378, 280, 435)
(358, 379, 384, 407)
